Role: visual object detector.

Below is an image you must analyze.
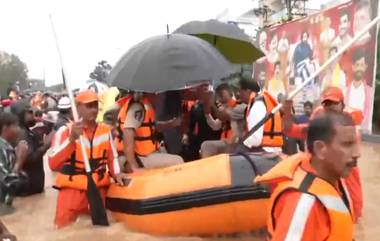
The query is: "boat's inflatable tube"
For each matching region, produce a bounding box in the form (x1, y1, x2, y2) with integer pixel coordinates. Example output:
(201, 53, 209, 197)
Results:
(106, 153, 279, 236)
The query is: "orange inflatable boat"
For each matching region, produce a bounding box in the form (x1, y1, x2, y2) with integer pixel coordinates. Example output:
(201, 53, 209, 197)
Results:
(106, 153, 279, 236)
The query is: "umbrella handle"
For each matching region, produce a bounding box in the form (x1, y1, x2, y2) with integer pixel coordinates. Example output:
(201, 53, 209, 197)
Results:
(244, 14, 380, 141)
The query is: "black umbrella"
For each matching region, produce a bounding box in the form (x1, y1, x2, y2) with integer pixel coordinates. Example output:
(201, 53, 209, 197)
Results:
(108, 34, 234, 93)
(174, 19, 264, 64)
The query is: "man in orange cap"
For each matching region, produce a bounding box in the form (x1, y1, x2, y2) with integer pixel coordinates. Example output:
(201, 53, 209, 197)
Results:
(283, 86, 363, 221)
(47, 89, 127, 228)
(283, 86, 363, 138)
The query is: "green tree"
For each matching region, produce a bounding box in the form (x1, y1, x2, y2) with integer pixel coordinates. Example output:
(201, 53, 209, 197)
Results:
(89, 60, 112, 83)
(0, 51, 28, 96)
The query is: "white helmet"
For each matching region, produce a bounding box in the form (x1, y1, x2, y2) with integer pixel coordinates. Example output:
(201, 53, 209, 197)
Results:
(57, 96, 71, 109)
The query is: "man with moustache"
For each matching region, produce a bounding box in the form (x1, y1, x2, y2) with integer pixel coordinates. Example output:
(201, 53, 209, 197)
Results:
(257, 112, 359, 241)
(283, 86, 364, 221)
(345, 48, 372, 129)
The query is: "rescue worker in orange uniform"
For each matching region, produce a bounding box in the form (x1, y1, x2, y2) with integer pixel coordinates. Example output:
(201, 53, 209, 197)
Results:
(283, 86, 363, 221)
(118, 92, 183, 171)
(47, 90, 127, 229)
(237, 79, 284, 153)
(256, 112, 359, 241)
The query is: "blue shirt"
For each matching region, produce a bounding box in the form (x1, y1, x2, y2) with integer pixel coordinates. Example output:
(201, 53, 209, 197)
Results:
(296, 114, 310, 124)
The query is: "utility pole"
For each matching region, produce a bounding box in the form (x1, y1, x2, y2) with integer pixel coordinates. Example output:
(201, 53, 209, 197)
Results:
(285, 0, 293, 21)
(285, 0, 308, 21)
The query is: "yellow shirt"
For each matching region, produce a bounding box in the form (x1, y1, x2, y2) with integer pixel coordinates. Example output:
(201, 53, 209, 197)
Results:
(97, 87, 120, 122)
(268, 77, 285, 98)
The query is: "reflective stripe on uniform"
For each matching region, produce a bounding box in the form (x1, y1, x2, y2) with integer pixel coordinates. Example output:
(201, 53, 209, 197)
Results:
(92, 133, 111, 148)
(48, 139, 71, 158)
(79, 138, 91, 149)
(55, 127, 66, 145)
(54, 126, 67, 147)
(73, 133, 110, 150)
(285, 193, 316, 241)
(318, 195, 350, 214)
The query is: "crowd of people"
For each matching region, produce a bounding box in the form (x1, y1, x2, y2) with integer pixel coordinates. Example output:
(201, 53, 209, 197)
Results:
(0, 76, 364, 240)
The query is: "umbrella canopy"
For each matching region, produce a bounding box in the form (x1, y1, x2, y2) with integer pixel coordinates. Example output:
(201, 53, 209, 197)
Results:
(108, 34, 233, 93)
(174, 19, 264, 64)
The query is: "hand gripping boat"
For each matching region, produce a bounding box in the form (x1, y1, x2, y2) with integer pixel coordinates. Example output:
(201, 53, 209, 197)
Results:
(106, 153, 279, 236)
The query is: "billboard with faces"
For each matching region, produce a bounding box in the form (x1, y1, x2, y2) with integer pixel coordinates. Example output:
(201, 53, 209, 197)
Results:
(255, 0, 379, 132)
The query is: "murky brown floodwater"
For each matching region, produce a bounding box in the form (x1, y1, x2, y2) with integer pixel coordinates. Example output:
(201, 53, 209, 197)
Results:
(2, 142, 380, 241)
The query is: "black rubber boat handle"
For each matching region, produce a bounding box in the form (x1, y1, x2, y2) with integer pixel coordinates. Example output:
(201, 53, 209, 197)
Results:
(237, 152, 261, 177)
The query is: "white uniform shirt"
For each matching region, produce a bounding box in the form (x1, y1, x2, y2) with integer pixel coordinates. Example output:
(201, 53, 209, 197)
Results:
(347, 82, 365, 112)
(123, 102, 145, 130)
(243, 99, 282, 153)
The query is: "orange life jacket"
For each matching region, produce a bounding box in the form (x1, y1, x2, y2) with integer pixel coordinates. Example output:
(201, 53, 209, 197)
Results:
(245, 91, 283, 147)
(117, 96, 159, 156)
(221, 124, 233, 140)
(311, 106, 363, 125)
(55, 123, 114, 190)
(256, 153, 354, 241)
(183, 100, 196, 113)
(114, 96, 131, 153)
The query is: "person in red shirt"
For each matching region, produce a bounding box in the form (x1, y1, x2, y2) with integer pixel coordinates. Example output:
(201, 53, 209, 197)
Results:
(257, 112, 359, 241)
(282, 86, 364, 221)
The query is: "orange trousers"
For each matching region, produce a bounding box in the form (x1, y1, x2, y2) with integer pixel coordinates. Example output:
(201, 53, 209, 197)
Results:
(344, 167, 363, 222)
(55, 188, 107, 229)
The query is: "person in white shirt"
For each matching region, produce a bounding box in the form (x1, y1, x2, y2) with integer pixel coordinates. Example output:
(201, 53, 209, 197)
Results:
(237, 79, 283, 153)
(344, 48, 372, 129)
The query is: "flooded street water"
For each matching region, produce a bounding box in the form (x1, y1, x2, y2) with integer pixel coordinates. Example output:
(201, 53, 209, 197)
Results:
(2, 142, 379, 241)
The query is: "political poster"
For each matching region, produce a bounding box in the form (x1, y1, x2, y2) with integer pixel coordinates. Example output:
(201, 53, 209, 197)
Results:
(255, 0, 379, 132)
